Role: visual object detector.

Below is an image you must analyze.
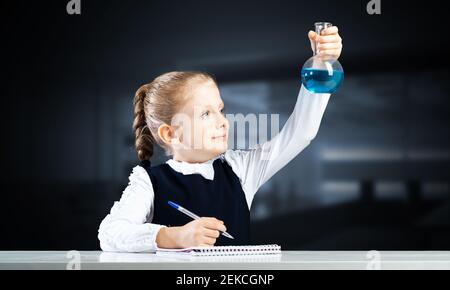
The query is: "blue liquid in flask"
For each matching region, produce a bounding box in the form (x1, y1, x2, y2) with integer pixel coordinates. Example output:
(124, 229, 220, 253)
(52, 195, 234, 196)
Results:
(301, 22, 344, 94)
(301, 68, 344, 94)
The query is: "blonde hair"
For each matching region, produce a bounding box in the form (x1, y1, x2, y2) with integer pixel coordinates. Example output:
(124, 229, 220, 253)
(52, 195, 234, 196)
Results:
(133, 71, 217, 161)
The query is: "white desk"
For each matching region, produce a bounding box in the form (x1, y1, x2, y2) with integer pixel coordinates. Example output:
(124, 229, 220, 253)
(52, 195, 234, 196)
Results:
(0, 251, 449, 270)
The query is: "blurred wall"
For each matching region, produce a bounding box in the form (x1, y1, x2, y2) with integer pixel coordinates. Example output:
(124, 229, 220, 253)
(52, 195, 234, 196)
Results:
(1, 0, 449, 250)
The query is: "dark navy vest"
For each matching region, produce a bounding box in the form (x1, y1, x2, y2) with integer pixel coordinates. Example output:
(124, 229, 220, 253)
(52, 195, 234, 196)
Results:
(139, 157, 250, 246)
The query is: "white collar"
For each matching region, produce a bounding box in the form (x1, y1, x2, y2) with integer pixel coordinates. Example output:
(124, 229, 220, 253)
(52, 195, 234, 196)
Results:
(166, 155, 224, 180)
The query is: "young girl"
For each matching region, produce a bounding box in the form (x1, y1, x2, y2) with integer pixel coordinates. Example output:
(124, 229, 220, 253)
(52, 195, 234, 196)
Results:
(98, 27, 343, 252)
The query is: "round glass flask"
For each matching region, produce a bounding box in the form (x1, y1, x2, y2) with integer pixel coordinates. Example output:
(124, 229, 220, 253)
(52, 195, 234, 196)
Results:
(301, 22, 344, 94)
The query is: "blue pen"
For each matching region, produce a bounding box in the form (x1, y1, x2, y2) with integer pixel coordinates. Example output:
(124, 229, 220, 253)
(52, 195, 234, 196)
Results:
(168, 201, 234, 239)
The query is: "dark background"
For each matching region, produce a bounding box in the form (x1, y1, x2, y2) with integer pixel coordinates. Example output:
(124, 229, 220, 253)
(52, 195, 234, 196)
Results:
(1, 0, 449, 250)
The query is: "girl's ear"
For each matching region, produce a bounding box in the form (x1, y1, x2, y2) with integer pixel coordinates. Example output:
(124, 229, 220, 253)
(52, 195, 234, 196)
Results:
(158, 124, 176, 146)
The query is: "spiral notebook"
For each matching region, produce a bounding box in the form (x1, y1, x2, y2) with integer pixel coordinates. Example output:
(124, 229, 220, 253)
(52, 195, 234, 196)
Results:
(156, 244, 281, 257)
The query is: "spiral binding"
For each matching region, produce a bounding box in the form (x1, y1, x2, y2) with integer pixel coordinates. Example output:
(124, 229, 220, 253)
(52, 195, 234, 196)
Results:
(191, 244, 281, 256)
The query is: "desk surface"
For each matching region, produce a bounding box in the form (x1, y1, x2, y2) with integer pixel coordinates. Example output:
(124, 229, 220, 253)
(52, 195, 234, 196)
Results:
(1, 251, 449, 270)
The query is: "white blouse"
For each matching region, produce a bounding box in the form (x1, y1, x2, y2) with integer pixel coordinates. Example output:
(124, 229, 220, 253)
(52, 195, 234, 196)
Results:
(98, 85, 331, 252)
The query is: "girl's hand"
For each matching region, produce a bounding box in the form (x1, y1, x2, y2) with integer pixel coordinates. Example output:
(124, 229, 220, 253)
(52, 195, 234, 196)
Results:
(156, 217, 226, 248)
(308, 26, 343, 59)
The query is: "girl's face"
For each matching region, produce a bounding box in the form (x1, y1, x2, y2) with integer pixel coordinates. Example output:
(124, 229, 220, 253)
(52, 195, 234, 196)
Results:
(171, 80, 229, 163)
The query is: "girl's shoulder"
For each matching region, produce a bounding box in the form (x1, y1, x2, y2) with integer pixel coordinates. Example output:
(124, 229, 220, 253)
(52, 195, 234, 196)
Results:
(137, 160, 170, 178)
(139, 159, 151, 169)
(127, 162, 165, 190)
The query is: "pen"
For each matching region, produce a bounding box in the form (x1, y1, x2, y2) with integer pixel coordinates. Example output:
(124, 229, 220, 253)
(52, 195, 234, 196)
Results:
(167, 201, 234, 239)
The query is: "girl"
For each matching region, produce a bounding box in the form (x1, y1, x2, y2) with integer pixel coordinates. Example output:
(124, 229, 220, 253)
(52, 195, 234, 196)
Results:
(98, 27, 343, 252)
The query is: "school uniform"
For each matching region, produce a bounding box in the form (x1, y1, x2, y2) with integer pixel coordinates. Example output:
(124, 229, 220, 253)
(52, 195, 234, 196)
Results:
(98, 85, 331, 252)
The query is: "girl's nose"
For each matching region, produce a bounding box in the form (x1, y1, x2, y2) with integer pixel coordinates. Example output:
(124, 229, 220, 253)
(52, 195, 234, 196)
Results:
(217, 113, 228, 129)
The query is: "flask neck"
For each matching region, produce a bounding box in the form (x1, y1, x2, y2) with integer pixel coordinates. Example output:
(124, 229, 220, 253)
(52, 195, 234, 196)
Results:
(313, 22, 332, 56)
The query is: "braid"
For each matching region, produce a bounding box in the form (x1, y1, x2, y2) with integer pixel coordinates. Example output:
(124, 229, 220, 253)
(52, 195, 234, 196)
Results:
(133, 86, 154, 161)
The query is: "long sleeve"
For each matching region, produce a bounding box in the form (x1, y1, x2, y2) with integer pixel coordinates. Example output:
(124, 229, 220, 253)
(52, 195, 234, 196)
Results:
(98, 166, 165, 253)
(224, 84, 331, 208)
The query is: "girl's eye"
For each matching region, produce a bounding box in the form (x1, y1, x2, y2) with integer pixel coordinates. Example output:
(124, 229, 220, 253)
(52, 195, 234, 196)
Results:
(220, 108, 225, 115)
(201, 111, 210, 118)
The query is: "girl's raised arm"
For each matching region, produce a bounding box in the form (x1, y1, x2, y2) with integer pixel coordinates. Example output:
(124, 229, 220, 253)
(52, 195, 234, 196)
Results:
(224, 85, 331, 208)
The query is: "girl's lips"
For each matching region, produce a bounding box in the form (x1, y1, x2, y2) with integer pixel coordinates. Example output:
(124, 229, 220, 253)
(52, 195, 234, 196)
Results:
(212, 134, 227, 140)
